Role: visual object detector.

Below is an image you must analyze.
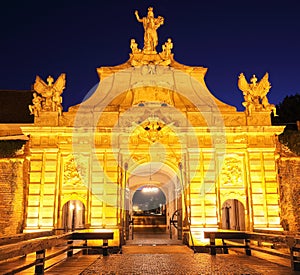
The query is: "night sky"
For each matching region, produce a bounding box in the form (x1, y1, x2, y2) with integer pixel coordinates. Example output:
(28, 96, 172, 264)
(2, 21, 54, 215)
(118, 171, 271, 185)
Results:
(1, 0, 300, 111)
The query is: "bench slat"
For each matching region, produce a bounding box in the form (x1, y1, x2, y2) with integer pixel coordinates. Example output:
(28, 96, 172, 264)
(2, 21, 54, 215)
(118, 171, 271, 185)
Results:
(0, 231, 114, 274)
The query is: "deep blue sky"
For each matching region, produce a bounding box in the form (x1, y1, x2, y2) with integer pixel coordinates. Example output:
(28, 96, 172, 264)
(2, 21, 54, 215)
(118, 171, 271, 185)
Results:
(1, 0, 299, 111)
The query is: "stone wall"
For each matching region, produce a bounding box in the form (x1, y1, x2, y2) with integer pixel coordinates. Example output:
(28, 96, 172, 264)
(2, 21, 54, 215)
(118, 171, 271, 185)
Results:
(276, 141, 300, 232)
(0, 158, 28, 235)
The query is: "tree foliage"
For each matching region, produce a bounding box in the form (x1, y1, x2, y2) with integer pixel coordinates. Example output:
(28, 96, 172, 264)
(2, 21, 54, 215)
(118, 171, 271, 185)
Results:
(278, 130, 300, 156)
(0, 140, 26, 158)
(274, 93, 300, 156)
(272, 93, 300, 126)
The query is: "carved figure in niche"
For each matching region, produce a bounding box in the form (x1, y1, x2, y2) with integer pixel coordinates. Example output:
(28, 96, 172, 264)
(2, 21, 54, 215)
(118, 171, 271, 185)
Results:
(238, 72, 277, 116)
(33, 73, 66, 115)
(130, 39, 141, 54)
(135, 7, 164, 54)
(29, 92, 43, 116)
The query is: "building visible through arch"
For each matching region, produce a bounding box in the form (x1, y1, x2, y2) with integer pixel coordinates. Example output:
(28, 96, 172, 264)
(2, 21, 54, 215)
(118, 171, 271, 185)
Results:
(0, 7, 286, 246)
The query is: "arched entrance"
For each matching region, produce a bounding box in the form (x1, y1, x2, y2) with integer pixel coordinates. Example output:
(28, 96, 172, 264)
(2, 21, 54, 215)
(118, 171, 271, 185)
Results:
(221, 199, 245, 231)
(62, 200, 85, 231)
(125, 162, 183, 240)
(132, 186, 166, 233)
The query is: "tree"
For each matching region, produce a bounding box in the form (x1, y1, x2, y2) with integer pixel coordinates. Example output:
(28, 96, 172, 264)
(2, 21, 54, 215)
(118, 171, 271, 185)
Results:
(273, 93, 300, 156)
(0, 140, 26, 158)
(272, 93, 300, 126)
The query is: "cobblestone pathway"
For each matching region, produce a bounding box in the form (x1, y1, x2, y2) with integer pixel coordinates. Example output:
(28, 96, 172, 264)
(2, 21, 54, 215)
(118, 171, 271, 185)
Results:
(81, 252, 300, 275)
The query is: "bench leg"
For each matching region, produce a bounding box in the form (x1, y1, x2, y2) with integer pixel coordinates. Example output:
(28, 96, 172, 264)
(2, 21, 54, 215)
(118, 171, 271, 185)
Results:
(245, 239, 251, 256)
(103, 239, 108, 256)
(35, 249, 45, 275)
(67, 240, 73, 257)
(290, 247, 300, 271)
(210, 235, 216, 255)
(222, 240, 228, 254)
(293, 262, 300, 271)
(83, 240, 88, 255)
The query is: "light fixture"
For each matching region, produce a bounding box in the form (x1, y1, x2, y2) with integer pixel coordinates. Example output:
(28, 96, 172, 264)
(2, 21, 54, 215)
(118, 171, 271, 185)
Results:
(142, 186, 159, 193)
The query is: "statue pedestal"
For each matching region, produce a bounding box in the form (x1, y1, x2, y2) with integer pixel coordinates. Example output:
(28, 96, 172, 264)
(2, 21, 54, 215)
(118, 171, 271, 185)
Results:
(34, 112, 59, 126)
(246, 111, 271, 126)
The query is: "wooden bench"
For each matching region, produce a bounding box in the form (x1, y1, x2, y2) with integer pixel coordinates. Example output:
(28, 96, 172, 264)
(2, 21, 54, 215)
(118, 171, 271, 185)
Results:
(0, 232, 71, 275)
(248, 232, 300, 271)
(71, 232, 114, 256)
(204, 231, 251, 256)
(0, 231, 114, 275)
(204, 230, 300, 271)
(0, 231, 53, 246)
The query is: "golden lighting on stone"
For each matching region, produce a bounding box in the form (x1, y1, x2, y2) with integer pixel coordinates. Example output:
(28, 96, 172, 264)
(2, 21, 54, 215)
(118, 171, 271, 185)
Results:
(1, 6, 284, 247)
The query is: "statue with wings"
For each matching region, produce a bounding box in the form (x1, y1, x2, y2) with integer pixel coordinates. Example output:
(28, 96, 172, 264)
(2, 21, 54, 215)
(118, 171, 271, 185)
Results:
(32, 73, 66, 115)
(238, 72, 277, 116)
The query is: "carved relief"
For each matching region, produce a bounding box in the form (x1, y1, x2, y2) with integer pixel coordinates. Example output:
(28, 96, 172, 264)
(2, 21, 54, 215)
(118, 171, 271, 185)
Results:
(220, 157, 244, 187)
(222, 114, 246, 126)
(64, 155, 88, 186)
(117, 102, 180, 128)
(132, 87, 174, 106)
(130, 119, 175, 144)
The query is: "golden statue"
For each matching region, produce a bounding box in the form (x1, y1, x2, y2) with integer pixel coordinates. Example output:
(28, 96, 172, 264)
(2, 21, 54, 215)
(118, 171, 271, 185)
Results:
(161, 38, 173, 59)
(33, 73, 66, 115)
(52, 89, 63, 116)
(130, 39, 141, 54)
(135, 7, 164, 54)
(238, 72, 277, 116)
(29, 92, 43, 117)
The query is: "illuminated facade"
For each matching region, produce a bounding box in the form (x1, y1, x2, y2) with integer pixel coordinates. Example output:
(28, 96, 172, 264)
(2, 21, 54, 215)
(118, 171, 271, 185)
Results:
(1, 8, 286, 245)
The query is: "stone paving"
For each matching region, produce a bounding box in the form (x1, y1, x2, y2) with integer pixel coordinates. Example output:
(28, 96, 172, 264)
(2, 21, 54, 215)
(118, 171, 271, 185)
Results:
(45, 232, 300, 275)
(81, 232, 300, 275)
(81, 252, 299, 275)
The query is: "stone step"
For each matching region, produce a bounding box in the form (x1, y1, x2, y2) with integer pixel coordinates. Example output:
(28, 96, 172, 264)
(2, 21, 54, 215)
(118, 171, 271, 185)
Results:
(122, 244, 193, 254)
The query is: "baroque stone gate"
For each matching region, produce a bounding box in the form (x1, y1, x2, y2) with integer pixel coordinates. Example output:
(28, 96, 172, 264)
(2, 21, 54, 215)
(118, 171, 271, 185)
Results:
(1, 7, 285, 245)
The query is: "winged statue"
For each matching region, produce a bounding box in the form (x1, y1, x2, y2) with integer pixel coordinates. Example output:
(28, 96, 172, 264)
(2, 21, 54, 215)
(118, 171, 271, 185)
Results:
(31, 73, 66, 116)
(238, 73, 277, 116)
